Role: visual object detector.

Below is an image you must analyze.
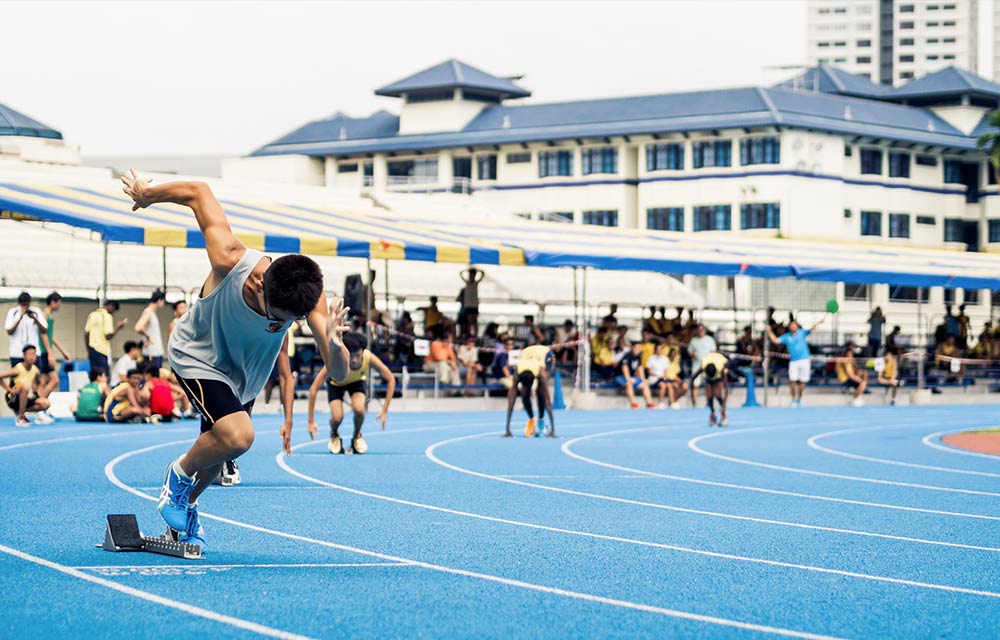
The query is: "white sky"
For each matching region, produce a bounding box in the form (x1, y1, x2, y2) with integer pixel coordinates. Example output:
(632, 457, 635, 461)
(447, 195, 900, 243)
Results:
(0, 0, 990, 156)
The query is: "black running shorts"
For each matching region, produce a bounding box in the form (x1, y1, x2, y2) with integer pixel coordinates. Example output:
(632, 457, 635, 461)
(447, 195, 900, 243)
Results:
(174, 375, 254, 433)
(326, 379, 366, 403)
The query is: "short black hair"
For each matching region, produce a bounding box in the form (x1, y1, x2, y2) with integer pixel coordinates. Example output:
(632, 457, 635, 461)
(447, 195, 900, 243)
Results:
(704, 363, 717, 379)
(172, 300, 187, 311)
(123, 341, 139, 354)
(17, 292, 30, 305)
(342, 331, 366, 355)
(105, 300, 120, 312)
(150, 289, 166, 303)
(22, 344, 36, 355)
(45, 292, 62, 305)
(143, 362, 160, 375)
(89, 367, 107, 382)
(126, 368, 141, 378)
(263, 255, 323, 318)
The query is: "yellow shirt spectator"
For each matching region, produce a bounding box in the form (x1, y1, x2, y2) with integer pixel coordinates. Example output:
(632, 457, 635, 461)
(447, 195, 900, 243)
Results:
(639, 342, 655, 367)
(85, 308, 114, 356)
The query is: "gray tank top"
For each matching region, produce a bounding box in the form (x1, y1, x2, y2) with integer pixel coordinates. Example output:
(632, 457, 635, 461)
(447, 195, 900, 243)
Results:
(168, 249, 286, 404)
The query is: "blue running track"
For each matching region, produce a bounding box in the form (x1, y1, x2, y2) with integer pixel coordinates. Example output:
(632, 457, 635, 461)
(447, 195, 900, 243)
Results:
(1, 405, 999, 638)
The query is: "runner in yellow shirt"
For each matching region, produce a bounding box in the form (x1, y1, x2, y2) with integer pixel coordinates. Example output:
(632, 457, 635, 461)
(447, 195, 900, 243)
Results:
(504, 344, 556, 438)
(690, 351, 731, 427)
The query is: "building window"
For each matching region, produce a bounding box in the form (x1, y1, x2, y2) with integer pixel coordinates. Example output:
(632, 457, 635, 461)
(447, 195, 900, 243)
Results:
(899, 4, 914, 12)
(943, 3, 955, 8)
(857, 39, 871, 47)
(915, 154, 937, 166)
(476, 155, 497, 180)
(926, 21, 939, 27)
(943, 37, 955, 43)
(888, 152, 910, 178)
(844, 145, 853, 157)
(582, 210, 618, 227)
(647, 207, 684, 231)
(965, 289, 980, 305)
(926, 55, 939, 61)
(833, 41, 847, 47)
(989, 165, 998, 185)
(861, 210, 882, 236)
(844, 283, 869, 301)
(740, 137, 781, 165)
(927, 38, 939, 43)
(646, 143, 684, 171)
(506, 152, 531, 164)
(538, 150, 573, 177)
(363, 162, 373, 178)
(944, 218, 963, 242)
(693, 205, 732, 231)
(387, 158, 439, 183)
(539, 211, 574, 223)
(889, 286, 929, 303)
(818, 42, 831, 48)
(857, 56, 872, 63)
(337, 162, 358, 173)
(900, 21, 914, 29)
(989, 220, 1000, 243)
(860, 148, 883, 175)
(900, 37, 915, 45)
(899, 54, 915, 62)
(943, 54, 955, 60)
(900, 72, 914, 79)
(740, 203, 780, 230)
(943, 20, 955, 26)
(692, 140, 732, 169)
(889, 213, 910, 238)
(928, 4, 939, 9)
(581, 147, 618, 175)
(943, 160, 963, 184)
(916, 215, 936, 225)
(844, 208, 853, 219)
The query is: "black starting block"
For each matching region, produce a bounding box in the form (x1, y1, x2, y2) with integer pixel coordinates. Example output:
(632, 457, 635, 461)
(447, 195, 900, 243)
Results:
(98, 514, 203, 560)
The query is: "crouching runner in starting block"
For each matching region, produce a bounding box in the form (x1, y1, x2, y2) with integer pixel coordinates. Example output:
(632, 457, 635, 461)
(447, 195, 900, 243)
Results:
(306, 332, 396, 455)
(121, 170, 351, 552)
(690, 351, 739, 427)
(504, 344, 556, 438)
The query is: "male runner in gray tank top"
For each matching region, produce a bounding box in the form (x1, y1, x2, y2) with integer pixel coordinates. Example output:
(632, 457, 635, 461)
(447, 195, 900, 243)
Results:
(121, 170, 351, 551)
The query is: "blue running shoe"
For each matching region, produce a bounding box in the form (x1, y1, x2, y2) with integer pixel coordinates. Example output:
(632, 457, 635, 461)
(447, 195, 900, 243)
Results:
(178, 503, 205, 551)
(157, 461, 196, 531)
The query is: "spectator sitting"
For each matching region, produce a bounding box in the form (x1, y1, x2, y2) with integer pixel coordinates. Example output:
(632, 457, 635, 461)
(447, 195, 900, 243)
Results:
(835, 344, 868, 407)
(600, 304, 619, 331)
(72, 367, 109, 422)
(491, 338, 516, 388)
(935, 335, 964, 378)
(457, 335, 482, 394)
(611, 335, 629, 365)
(103, 368, 150, 423)
(111, 341, 142, 384)
(617, 342, 657, 409)
(553, 319, 579, 365)
(877, 347, 902, 406)
(394, 311, 416, 364)
(885, 325, 901, 354)
(591, 328, 616, 380)
(646, 343, 687, 409)
(735, 324, 762, 360)
(143, 363, 182, 422)
(638, 330, 657, 367)
(523, 315, 545, 346)
(1, 345, 52, 426)
(423, 327, 459, 385)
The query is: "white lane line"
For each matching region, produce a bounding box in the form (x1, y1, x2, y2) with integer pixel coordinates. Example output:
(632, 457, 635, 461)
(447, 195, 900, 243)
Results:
(807, 426, 1000, 477)
(923, 430, 1000, 461)
(278, 436, 1000, 596)
(107, 439, 842, 640)
(78, 563, 409, 569)
(0, 427, 190, 452)
(561, 428, 1000, 522)
(689, 426, 1000, 498)
(0, 543, 315, 640)
(134, 486, 335, 491)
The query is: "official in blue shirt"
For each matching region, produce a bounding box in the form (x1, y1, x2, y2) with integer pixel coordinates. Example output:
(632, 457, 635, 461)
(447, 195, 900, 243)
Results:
(766, 316, 826, 408)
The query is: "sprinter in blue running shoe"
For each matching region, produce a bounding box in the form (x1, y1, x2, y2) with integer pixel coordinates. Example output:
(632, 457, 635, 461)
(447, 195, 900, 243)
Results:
(122, 170, 351, 551)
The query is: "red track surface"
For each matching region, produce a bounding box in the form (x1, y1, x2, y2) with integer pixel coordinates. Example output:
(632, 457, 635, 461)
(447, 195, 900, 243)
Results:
(942, 434, 1000, 456)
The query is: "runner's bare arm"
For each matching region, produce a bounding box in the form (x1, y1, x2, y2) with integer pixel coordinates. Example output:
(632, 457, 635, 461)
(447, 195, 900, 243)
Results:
(306, 365, 327, 437)
(277, 337, 296, 455)
(370, 354, 395, 429)
(306, 294, 351, 384)
(121, 170, 244, 276)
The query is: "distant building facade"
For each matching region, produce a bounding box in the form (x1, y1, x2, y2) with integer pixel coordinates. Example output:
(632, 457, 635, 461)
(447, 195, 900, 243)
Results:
(806, 0, 978, 86)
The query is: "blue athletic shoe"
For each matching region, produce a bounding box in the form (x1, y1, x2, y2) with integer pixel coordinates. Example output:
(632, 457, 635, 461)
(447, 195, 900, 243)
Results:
(157, 462, 196, 532)
(178, 503, 205, 551)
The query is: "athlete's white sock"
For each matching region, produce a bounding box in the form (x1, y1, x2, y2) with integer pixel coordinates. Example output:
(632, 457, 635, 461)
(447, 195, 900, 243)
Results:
(172, 456, 193, 480)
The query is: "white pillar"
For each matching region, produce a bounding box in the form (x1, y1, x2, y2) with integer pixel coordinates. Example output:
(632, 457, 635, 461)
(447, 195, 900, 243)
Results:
(438, 150, 453, 191)
(372, 153, 387, 192)
(324, 157, 338, 187)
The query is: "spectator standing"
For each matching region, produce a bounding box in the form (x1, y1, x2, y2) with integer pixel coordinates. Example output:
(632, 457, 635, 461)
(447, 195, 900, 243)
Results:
(867, 307, 885, 357)
(884, 325, 901, 354)
(135, 290, 167, 369)
(6, 292, 49, 367)
(766, 316, 825, 408)
(37, 292, 71, 401)
(421, 296, 443, 337)
(687, 324, 717, 406)
(84, 300, 126, 374)
(600, 304, 619, 331)
(459, 268, 484, 338)
(394, 311, 416, 364)
(957, 304, 971, 350)
(944, 305, 960, 341)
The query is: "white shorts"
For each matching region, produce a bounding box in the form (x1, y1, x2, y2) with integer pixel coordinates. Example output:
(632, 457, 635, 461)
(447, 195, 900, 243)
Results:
(788, 358, 811, 383)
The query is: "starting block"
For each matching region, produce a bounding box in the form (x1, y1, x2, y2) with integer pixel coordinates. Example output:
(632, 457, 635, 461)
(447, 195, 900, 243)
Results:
(98, 514, 203, 560)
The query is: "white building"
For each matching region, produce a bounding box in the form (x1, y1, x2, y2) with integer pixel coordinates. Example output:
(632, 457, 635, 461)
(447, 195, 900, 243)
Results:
(806, 0, 978, 85)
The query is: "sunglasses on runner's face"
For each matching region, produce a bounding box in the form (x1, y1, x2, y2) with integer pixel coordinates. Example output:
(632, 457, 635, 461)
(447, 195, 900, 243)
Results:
(262, 289, 305, 333)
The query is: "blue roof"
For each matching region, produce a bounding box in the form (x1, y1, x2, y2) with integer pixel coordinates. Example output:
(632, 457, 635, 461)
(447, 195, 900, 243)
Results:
(890, 66, 1000, 100)
(0, 102, 62, 139)
(777, 64, 893, 99)
(251, 83, 974, 157)
(375, 59, 530, 99)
